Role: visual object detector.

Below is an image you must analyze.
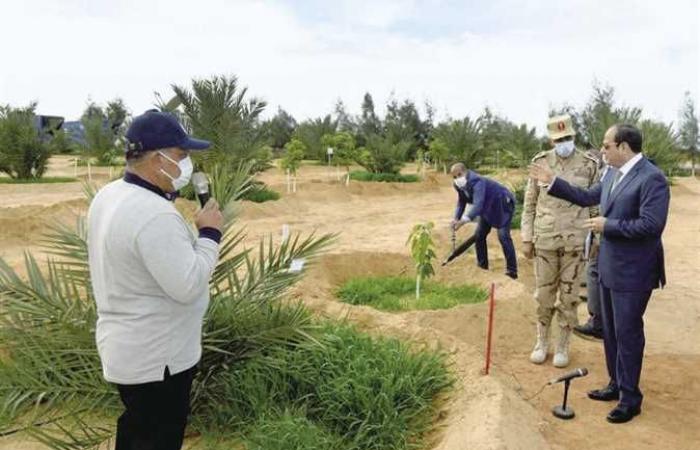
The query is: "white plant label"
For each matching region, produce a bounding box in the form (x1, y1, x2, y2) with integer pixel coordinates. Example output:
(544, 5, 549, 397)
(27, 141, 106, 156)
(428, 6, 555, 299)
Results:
(288, 258, 306, 273)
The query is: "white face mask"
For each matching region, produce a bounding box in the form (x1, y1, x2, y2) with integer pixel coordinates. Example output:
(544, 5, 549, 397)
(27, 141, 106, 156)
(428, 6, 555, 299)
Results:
(159, 151, 193, 191)
(453, 175, 467, 188)
(555, 140, 575, 158)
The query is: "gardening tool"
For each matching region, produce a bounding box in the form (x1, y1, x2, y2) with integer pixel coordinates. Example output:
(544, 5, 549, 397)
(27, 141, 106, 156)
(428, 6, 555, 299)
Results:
(442, 232, 478, 266)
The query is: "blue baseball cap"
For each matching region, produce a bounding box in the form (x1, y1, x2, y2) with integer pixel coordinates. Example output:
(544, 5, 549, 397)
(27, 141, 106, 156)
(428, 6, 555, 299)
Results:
(125, 110, 210, 154)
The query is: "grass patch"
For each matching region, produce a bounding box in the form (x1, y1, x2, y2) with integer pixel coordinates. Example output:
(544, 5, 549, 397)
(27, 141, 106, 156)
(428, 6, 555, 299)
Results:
(337, 276, 488, 312)
(0, 176, 78, 184)
(241, 184, 281, 203)
(349, 171, 419, 183)
(245, 411, 344, 450)
(195, 323, 453, 450)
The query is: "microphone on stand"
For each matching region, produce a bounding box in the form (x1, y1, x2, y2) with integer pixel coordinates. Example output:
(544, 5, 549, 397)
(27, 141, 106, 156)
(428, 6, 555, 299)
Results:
(548, 367, 588, 385)
(549, 367, 588, 420)
(191, 172, 210, 207)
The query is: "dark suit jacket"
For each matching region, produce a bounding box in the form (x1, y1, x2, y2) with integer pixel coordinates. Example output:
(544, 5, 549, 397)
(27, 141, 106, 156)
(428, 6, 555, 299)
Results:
(548, 157, 669, 292)
(455, 170, 516, 228)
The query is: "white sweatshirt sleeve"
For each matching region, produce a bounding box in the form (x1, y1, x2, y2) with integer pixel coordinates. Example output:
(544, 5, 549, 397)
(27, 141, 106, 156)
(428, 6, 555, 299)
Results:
(135, 212, 220, 304)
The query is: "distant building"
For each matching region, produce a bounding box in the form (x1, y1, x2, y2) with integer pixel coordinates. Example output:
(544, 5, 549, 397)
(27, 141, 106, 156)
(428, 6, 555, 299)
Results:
(63, 120, 86, 146)
(33, 115, 64, 142)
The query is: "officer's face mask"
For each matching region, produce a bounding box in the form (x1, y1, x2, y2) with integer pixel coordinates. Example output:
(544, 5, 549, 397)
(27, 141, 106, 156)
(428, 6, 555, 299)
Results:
(453, 175, 467, 188)
(554, 140, 575, 158)
(159, 151, 193, 191)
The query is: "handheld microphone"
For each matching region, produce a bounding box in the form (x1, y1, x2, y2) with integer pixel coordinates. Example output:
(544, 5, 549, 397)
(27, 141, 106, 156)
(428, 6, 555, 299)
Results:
(191, 172, 210, 207)
(548, 367, 588, 385)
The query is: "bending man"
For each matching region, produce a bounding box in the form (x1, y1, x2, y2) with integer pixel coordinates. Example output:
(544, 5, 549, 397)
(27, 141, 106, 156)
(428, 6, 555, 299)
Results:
(451, 163, 518, 279)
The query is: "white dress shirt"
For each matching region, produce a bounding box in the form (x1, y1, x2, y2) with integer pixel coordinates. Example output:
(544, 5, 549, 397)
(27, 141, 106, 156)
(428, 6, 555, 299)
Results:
(612, 153, 644, 190)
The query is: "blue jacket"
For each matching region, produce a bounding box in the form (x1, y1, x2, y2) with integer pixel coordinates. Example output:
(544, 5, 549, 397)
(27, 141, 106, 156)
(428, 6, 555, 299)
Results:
(548, 157, 669, 292)
(455, 171, 516, 228)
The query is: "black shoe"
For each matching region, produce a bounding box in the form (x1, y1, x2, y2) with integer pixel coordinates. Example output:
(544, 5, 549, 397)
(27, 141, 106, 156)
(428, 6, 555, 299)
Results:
(505, 272, 518, 280)
(606, 404, 641, 423)
(588, 385, 620, 401)
(574, 323, 604, 341)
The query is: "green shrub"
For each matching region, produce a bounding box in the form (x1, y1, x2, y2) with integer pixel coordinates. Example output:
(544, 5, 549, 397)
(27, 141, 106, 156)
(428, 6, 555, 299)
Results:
(355, 135, 409, 175)
(242, 185, 281, 203)
(337, 276, 488, 312)
(201, 323, 453, 450)
(0, 103, 51, 179)
(349, 171, 419, 183)
(0, 176, 78, 184)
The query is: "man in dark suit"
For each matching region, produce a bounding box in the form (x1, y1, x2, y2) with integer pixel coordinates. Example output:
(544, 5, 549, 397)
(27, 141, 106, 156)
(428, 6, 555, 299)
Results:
(528, 124, 670, 423)
(450, 163, 518, 279)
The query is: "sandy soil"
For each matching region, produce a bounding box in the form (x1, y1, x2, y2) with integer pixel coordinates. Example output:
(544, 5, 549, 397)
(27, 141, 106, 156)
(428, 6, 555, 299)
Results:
(1, 156, 699, 449)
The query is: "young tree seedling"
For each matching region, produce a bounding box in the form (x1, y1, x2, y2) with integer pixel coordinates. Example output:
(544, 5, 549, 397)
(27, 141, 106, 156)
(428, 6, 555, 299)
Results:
(407, 222, 437, 300)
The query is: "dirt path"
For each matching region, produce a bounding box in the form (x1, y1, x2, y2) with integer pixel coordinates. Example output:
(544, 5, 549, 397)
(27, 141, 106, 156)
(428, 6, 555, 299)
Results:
(1, 159, 698, 449)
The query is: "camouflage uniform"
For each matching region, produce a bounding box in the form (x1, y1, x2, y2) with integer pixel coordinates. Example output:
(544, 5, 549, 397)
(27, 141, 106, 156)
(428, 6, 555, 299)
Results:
(575, 149, 607, 339)
(522, 148, 599, 328)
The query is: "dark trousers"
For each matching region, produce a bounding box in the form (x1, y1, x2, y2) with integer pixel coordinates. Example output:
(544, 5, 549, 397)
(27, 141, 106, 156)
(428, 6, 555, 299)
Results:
(473, 216, 518, 275)
(599, 286, 651, 408)
(115, 365, 196, 450)
(586, 258, 603, 331)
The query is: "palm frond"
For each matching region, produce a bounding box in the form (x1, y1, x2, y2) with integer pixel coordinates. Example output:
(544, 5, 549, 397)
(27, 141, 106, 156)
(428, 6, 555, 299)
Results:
(0, 186, 336, 448)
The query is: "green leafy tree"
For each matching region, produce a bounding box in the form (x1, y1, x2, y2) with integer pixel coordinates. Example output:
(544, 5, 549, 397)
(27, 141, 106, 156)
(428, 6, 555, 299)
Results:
(333, 99, 355, 133)
(639, 119, 682, 175)
(0, 103, 50, 179)
(678, 91, 699, 176)
(428, 137, 449, 173)
(358, 92, 382, 146)
(321, 131, 356, 171)
(282, 138, 306, 176)
(80, 99, 128, 168)
(579, 83, 642, 149)
(356, 134, 409, 175)
(48, 128, 75, 154)
(263, 107, 297, 151)
(293, 115, 337, 160)
(478, 107, 507, 167)
(406, 222, 436, 299)
(385, 97, 427, 160)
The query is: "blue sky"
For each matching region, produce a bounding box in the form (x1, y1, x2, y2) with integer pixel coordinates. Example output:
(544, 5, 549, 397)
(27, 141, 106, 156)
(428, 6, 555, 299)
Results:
(1, 0, 698, 133)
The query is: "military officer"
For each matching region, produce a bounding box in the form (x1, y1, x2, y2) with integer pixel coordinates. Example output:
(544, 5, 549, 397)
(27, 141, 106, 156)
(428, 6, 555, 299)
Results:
(522, 114, 599, 367)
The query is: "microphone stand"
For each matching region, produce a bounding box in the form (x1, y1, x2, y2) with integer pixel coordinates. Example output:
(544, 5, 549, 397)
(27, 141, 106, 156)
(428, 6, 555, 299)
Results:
(552, 379, 575, 419)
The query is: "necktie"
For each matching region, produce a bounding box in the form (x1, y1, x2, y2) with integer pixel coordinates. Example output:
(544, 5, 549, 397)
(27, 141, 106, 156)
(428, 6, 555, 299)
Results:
(610, 170, 623, 192)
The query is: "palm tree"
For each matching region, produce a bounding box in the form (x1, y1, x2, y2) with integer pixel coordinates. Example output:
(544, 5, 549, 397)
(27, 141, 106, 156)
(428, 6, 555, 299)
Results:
(169, 75, 268, 171)
(0, 181, 335, 448)
(433, 117, 482, 169)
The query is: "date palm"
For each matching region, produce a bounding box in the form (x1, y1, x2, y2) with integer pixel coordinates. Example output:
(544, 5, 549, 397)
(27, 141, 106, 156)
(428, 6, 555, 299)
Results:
(0, 180, 335, 448)
(169, 75, 268, 171)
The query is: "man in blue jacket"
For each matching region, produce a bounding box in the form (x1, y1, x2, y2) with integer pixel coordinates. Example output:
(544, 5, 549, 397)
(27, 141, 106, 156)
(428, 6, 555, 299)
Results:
(450, 163, 518, 279)
(529, 124, 670, 424)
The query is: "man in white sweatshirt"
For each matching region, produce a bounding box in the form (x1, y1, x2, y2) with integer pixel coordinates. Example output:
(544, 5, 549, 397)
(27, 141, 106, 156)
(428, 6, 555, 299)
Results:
(88, 110, 223, 450)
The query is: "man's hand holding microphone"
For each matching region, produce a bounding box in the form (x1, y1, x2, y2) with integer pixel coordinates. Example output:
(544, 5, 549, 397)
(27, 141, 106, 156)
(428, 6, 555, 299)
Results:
(192, 171, 223, 232)
(196, 199, 223, 232)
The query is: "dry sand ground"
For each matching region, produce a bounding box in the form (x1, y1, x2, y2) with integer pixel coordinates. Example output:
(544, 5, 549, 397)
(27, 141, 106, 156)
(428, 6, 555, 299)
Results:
(1, 156, 699, 450)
